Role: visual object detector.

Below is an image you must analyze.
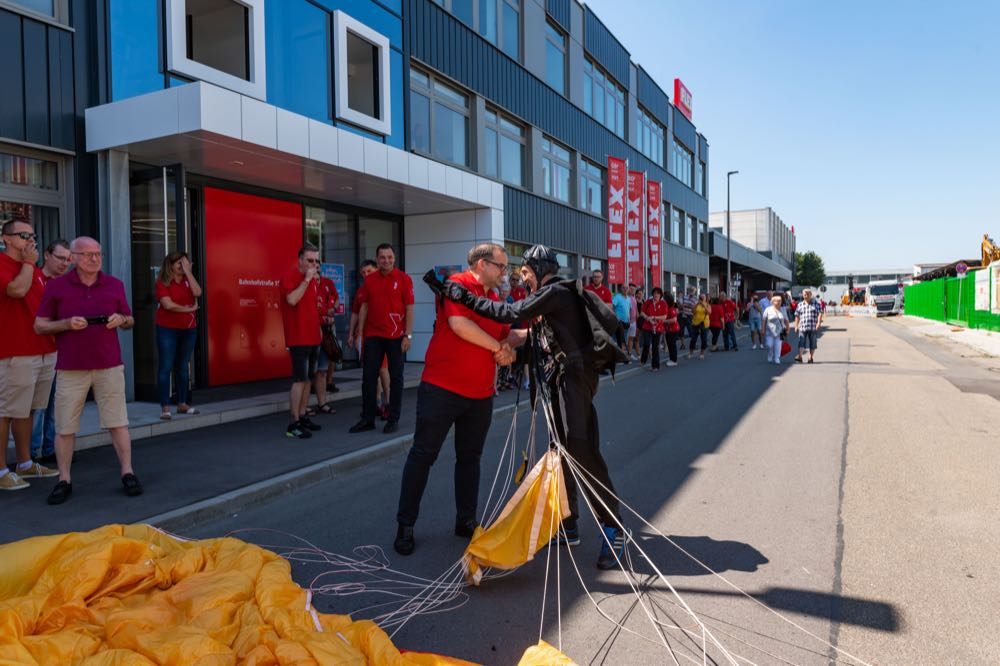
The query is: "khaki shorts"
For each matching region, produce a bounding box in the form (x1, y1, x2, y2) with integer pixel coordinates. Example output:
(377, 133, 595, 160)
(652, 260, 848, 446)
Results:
(0, 353, 57, 419)
(55, 365, 129, 435)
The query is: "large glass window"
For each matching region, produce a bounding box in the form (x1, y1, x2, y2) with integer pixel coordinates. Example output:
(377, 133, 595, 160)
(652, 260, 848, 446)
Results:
(410, 68, 470, 167)
(579, 159, 603, 216)
(541, 137, 571, 203)
(484, 109, 525, 186)
(438, 0, 520, 60)
(672, 137, 694, 188)
(686, 214, 697, 250)
(544, 21, 566, 95)
(0, 151, 63, 255)
(671, 206, 682, 245)
(266, 0, 330, 122)
(500, 0, 520, 59)
(696, 160, 705, 196)
(699, 221, 708, 252)
(636, 106, 665, 166)
(185, 0, 250, 81)
(583, 58, 625, 138)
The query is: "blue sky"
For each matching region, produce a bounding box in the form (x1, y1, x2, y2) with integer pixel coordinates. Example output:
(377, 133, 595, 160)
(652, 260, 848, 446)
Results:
(584, 0, 1000, 270)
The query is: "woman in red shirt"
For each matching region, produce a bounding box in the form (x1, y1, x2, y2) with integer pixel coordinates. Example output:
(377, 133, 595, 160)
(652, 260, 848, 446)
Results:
(663, 293, 680, 366)
(709, 296, 725, 352)
(155, 252, 202, 420)
(640, 287, 668, 371)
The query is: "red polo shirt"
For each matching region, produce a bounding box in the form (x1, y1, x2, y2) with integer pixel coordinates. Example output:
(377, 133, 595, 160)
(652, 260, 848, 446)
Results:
(723, 299, 737, 323)
(584, 282, 613, 305)
(510, 286, 527, 302)
(155, 278, 197, 329)
(709, 304, 724, 328)
(422, 271, 510, 399)
(641, 298, 668, 333)
(665, 305, 680, 333)
(36, 270, 131, 370)
(357, 268, 414, 339)
(316, 277, 339, 325)
(279, 267, 321, 347)
(0, 253, 56, 358)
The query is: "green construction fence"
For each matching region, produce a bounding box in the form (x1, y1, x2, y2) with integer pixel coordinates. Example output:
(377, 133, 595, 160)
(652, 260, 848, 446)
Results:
(904, 270, 1000, 331)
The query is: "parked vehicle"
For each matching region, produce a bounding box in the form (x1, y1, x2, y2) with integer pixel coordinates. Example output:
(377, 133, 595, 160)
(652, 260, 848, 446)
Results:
(867, 280, 904, 316)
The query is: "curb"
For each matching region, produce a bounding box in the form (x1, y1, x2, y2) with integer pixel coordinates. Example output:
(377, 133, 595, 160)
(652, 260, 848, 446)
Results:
(140, 365, 644, 534)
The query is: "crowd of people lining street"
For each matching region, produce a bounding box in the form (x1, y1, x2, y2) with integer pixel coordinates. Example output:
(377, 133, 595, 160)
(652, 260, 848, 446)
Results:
(2, 216, 823, 566)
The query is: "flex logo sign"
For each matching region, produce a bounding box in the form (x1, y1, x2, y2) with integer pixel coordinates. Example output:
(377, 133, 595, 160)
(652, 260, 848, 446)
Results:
(607, 157, 627, 284)
(626, 170, 646, 286)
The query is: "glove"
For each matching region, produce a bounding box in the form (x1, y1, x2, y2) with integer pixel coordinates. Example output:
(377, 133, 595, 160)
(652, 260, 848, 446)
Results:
(443, 280, 475, 306)
(422, 269, 445, 294)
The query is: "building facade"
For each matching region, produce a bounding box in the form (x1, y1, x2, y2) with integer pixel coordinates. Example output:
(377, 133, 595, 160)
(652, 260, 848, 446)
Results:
(709, 207, 794, 274)
(4, 0, 711, 400)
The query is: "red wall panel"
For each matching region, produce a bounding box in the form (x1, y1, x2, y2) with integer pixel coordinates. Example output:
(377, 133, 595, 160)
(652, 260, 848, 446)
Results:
(203, 188, 302, 386)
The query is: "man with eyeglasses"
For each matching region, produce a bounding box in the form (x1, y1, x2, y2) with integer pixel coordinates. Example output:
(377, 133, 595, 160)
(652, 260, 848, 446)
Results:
(0, 219, 60, 491)
(34, 236, 141, 504)
(30, 240, 72, 463)
(279, 244, 323, 440)
(393, 243, 522, 555)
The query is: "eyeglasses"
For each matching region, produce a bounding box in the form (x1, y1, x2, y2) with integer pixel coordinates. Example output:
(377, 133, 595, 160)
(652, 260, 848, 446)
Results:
(304, 258, 320, 265)
(51, 254, 71, 262)
(483, 259, 509, 274)
(71, 251, 102, 260)
(4, 231, 36, 241)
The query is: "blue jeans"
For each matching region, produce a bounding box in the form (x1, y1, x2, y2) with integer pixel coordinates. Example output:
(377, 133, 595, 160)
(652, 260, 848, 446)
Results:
(31, 379, 56, 459)
(156, 326, 197, 407)
(723, 321, 738, 350)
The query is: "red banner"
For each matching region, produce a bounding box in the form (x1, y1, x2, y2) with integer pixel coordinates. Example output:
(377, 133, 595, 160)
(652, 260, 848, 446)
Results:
(606, 157, 627, 284)
(626, 170, 645, 286)
(647, 180, 662, 289)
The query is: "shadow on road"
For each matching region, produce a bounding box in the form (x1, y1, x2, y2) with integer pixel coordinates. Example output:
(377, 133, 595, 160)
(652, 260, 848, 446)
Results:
(629, 533, 769, 576)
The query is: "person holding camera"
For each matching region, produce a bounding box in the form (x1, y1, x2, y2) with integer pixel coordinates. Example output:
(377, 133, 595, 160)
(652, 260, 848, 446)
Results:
(34, 236, 141, 504)
(155, 251, 202, 421)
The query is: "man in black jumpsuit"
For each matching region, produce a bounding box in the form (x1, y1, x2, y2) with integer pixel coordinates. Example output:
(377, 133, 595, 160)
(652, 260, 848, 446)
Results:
(425, 245, 626, 570)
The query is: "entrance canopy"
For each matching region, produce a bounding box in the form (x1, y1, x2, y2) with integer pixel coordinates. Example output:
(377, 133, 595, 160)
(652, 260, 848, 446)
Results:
(85, 81, 503, 217)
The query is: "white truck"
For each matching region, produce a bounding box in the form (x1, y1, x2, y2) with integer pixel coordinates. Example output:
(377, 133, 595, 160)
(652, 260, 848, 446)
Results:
(866, 279, 904, 316)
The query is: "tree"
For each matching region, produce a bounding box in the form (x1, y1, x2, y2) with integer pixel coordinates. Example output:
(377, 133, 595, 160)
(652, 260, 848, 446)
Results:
(795, 251, 827, 286)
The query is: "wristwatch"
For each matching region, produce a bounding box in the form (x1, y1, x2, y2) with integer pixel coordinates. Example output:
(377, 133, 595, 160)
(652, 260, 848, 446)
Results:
(405, 334, 413, 340)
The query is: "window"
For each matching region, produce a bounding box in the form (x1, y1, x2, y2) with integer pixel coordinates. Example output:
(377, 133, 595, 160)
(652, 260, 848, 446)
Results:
(166, 0, 266, 99)
(437, 0, 520, 60)
(484, 108, 525, 186)
(686, 214, 696, 250)
(696, 160, 705, 196)
(671, 206, 682, 244)
(0, 150, 65, 256)
(699, 221, 708, 252)
(334, 11, 392, 135)
(410, 68, 469, 166)
(671, 137, 693, 188)
(636, 107, 664, 166)
(541, 137, 571, 203)
(544, 21, 566, 95)
(583, 58, 625, 138)
(7, 0, 68, 20)
(579, 159, 603, 215)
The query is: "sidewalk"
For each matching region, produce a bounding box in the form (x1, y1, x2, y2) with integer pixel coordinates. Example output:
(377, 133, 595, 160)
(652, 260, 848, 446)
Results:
(899, 315, 1000, 357)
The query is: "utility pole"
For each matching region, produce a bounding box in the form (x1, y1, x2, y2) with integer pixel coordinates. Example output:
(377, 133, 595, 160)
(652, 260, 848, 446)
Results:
(726, 170, 739, 296)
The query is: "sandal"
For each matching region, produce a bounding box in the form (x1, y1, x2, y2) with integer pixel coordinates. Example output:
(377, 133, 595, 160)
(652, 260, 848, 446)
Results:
(177, 405, 199, 415)
(318, 403, 336, 414)
(160, 410, 172, 420)
(305, 407, 318, 417)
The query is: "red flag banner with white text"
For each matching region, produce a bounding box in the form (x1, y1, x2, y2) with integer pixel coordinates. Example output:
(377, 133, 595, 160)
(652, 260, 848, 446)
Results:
(626, 170, 646, 287)
(606, 157, 627, 284)
(647, 180, 662, 289)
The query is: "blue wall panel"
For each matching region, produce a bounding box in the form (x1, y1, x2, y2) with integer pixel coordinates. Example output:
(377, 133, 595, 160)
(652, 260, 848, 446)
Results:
(582, 6, 629, 87)
(22, 19, 49, 145)
(109, 0, 163, 101)
(636, 66, 671, 130)
(0, 10, 25, 142)
(673, 106, 696, 150)
(546, 0, 570, 31)
(504, 187, 605, 258)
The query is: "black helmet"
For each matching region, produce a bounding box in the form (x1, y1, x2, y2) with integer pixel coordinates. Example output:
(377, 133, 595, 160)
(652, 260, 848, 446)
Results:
(522, 245, 559, 281)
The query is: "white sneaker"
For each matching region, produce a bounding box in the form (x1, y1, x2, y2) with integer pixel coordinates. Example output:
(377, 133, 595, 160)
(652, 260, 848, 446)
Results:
(665, 361, 678, 367)
(0, 472, 29, 491)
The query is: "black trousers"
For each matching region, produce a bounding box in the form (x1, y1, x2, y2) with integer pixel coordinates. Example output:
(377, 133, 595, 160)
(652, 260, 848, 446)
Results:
(710, 326, 722, 346)
(362, 336, 404, 423)
(689, 324, 708, 352)
(396, 382, 494, 527)
(641, 330, 662, 369)
(550, 367, 620, 527)
(665, 331, 679, 363)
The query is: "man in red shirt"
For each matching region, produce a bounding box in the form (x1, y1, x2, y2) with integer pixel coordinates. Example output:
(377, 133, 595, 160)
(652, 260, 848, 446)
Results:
(0, 220, 59, 490)
(350, 244, 414, 435)
(31, 240, 72, 463)
(393, 243, 521, 555)
(722, 292, 739, 351)
(509, 273, 527, 302)
(584, 269, 613, 305)
(280, 244, 323, 439)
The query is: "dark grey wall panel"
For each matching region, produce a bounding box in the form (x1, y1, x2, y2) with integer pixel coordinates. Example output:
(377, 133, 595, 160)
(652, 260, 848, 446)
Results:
(582, 6, 629, 86)
(673, 106, 696, 150)
(636, 66, 671, 129)
(504, 187, 605, 258)
(546, 0, 570, 31)
(664, 176, 708, 220)
(22, 19, 49, 145)
(664, 243, 708, 278)
(48, 28, 75, 150)
(0, 10, 25, 141)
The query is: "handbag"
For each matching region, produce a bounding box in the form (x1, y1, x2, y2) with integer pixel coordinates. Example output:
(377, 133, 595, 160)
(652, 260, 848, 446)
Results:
(321, 325, 343, 363)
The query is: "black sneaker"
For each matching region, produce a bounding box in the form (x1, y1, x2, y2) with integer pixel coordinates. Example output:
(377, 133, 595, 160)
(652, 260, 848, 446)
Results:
(299, 416, 322, 432)
(47, 480, 72, 505)
(596, 525, 628, 570)
(383, 420, 399, 434)
(121, 473, 144, 497)
(454, 519, 478, 538)
(327, 383, 340, 393)
(349, 420, 375, 433)
(548, 524, 581, 547)
(394, 524, 415, 556)
(286, 421, 312, 439)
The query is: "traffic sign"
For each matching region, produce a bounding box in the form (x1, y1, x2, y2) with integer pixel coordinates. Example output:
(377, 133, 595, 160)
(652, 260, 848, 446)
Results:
(956, 262, 968, 279)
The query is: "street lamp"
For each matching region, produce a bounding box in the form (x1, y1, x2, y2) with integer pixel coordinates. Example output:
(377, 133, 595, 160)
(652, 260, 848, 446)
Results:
(726, 170, 739, 297)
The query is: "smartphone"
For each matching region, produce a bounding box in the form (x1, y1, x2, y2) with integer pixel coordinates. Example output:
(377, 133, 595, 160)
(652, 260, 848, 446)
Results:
(85, 315, 110, 325)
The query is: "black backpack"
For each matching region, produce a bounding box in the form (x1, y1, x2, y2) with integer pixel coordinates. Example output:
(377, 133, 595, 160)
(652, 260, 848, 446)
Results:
(572, 280, 627, 376)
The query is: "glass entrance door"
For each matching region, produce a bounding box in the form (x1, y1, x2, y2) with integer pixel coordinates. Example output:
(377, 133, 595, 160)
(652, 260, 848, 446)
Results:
(129, 164, 187, 401)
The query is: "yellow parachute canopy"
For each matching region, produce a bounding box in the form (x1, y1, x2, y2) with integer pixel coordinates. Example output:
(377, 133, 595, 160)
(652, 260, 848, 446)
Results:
(0, 524, 477, 665)
(462, 450, 570, 585)
(516, 640, 577, 665)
